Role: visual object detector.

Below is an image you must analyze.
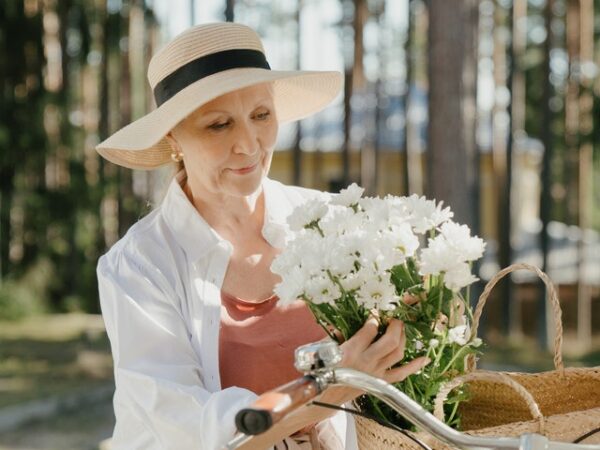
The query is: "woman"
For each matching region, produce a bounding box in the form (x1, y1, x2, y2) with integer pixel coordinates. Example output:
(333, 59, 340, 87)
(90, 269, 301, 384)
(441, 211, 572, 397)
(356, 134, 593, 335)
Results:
(96, 22, 429, 450)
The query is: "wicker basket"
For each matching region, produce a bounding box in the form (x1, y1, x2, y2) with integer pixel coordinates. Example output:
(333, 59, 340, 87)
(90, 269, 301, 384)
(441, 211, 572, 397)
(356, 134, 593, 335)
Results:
(455, 263, 600, 432)
(354, 263, 600, 449)
(356, 391, 600, 449)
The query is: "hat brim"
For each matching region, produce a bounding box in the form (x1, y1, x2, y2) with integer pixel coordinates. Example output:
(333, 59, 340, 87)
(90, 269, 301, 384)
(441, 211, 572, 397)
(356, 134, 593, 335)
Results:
(96, 68, 343, 170)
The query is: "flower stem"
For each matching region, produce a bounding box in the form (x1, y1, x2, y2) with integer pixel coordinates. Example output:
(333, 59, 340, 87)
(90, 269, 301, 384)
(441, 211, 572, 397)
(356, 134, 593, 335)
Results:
(368, 395, 388, 422)
(441, 345, 470, 374)
(437, 274, 445, 312)
(404, 375, 417, 401)
(446, 397, 460, 427)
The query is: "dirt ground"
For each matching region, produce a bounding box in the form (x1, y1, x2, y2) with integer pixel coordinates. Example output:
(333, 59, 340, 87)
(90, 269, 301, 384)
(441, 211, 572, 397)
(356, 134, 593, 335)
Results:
(0, 396, 114, 450)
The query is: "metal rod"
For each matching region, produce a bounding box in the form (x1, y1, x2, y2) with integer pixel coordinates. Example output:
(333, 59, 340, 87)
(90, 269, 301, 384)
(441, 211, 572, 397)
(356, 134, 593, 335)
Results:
(223, 433, 253, 450)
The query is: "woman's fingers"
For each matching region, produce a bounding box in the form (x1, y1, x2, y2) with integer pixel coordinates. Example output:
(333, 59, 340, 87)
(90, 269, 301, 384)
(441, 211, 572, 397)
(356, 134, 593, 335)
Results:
(342, 318, 430, 383)
(383, 356, 431, 383)
(367, 319, 404, 356)
(346, 317, 379, 352)
(379, 345, 406, 371)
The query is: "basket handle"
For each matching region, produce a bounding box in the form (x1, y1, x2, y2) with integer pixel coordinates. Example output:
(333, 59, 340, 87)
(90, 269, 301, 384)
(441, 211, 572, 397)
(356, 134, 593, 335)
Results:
(433, 370, 545, 434)
(468, 263, 564, 373)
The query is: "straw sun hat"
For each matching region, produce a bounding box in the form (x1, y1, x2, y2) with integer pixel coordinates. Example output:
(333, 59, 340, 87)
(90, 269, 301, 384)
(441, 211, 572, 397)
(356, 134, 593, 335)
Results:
(95, 22, 343, 170)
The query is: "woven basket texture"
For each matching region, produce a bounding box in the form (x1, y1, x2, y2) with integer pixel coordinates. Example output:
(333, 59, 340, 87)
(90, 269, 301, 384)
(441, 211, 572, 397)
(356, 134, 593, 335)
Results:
(459, 368, 600, 430)
(355, 408, 600, 450)
(354, 264, 600, 449)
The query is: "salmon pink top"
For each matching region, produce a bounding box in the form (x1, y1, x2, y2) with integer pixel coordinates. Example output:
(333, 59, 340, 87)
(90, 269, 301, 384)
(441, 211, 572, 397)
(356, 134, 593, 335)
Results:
(219, 291, 327, 395)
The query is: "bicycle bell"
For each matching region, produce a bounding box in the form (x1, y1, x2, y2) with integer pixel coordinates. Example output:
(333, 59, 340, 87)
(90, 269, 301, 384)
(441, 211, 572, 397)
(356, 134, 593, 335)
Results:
(294, 340, 343, 373)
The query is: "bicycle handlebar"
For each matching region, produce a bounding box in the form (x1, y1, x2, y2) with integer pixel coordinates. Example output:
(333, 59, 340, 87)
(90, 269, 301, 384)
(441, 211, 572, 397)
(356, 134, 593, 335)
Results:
(234, 375, 322, 435)
(228, 341, 600, 450)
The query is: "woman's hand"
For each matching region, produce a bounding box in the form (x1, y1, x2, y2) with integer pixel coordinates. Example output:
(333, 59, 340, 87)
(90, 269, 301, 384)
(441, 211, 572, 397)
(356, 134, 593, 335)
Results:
(236, 318, 430, 449)
(340, 317, 430, 384)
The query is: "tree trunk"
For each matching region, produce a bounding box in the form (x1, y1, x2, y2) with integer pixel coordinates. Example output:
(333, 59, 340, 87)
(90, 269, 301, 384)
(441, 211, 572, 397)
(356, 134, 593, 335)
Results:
(497, 0, 527, 338)
(225, 0, 235, 22)
(0, 171, 14, 280)
(426, 0, 479, 232)
(565, 0, 580, 225)
(292, 0, 302, 186)
(361, 5, 382, 197)
(492, 1, 510, 335)
(406, 0, 427, 196)
(539, 0, 554, 350)
(577, 0, 593, 351)
(0, 3, 12, 280)
(118, 0, 135, 238)
(342, 0, 368, 188)
(402, 0, 413, 196)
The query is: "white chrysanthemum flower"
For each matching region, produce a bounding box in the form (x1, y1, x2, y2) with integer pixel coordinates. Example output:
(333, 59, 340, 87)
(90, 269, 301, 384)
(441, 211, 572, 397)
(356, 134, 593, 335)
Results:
(369, 234, 407, 272)
(273, 265, 307, 306)
(419, 236, 457, 275)
(385, 223, 420, 256)
(444, 262, 479, 291)
(287, 199, 329, 231)
(321, 235, 357, 276)
(439, 221, 486, 261)
(447, 325, 469, 346)
(356, 275, 399, 310)
(320, 205, 364, 236)
(288, 228, 323, 258)
(382, 196, 414, 230)
(290, 234, 330, 274)
(335, 233, 362, 259)
(331, 183, 365, 207)
(271, 247, 301, 276)
(400, 194, 454, 234)
(374, 243, 405, 272)
(360, 197, 393, 226)
(339, 274, 361, 292)
(339, 268, 371, 292)
(340, 230, 379, 270)
(419, 222, 484, 290)
(304, 274, 342, 305)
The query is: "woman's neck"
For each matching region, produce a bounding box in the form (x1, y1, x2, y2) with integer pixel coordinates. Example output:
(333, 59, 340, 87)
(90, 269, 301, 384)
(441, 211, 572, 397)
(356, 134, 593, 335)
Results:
(182, 177, 265, 238)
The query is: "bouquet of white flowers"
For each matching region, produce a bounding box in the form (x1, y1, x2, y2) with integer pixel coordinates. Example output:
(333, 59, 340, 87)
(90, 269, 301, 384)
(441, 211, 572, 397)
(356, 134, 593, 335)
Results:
(271, 184, 486, 429)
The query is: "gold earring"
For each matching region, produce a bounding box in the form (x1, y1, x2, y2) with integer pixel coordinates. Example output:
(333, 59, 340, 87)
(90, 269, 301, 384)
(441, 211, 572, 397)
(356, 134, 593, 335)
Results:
(171, 150, 184, 163)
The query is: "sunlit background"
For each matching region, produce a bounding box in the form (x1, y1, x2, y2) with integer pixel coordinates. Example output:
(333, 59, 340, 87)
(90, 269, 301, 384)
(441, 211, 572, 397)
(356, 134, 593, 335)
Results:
(0, 0, 598, 448)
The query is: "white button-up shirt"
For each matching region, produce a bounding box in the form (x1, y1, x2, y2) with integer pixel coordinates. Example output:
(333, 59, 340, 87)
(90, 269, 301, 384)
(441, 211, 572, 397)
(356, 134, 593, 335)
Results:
(97, 173, 357, 450)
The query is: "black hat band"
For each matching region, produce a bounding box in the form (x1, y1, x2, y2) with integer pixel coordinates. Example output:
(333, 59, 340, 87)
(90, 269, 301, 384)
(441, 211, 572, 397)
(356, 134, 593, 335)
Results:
(153, 48, 271, 106)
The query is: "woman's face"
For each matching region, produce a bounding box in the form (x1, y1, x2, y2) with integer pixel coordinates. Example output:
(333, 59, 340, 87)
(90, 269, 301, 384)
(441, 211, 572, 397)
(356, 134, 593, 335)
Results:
(169, 83, 278, 198)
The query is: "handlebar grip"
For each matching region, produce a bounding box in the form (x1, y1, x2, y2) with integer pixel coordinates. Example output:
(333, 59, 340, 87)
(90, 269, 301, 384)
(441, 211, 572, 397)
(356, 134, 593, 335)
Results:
(235, 375, 321, 435)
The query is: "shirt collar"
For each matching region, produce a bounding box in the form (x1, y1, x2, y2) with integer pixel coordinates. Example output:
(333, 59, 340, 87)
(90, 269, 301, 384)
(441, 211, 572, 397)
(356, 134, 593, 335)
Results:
(161, 172, 291, 262)
(161, 171, 222, 262)
(261, 178, 293, 249)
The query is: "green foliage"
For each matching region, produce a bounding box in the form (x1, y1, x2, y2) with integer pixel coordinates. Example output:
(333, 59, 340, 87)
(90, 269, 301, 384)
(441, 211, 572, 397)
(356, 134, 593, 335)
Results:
(0, 258, 54, 320)
(308, 291, 370, 341)
(0, 1, 153, 318)
(307, 257, 482, 431)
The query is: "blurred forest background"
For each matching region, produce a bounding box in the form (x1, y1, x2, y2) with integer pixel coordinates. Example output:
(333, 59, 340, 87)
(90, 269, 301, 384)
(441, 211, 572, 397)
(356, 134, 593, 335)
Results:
(1, 0, 598, 347)
(0, 0, 599, 447)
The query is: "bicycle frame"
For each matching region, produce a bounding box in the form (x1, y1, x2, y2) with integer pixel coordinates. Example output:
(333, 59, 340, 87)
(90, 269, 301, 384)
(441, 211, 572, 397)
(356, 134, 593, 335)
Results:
(224, 341, 600, 450)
